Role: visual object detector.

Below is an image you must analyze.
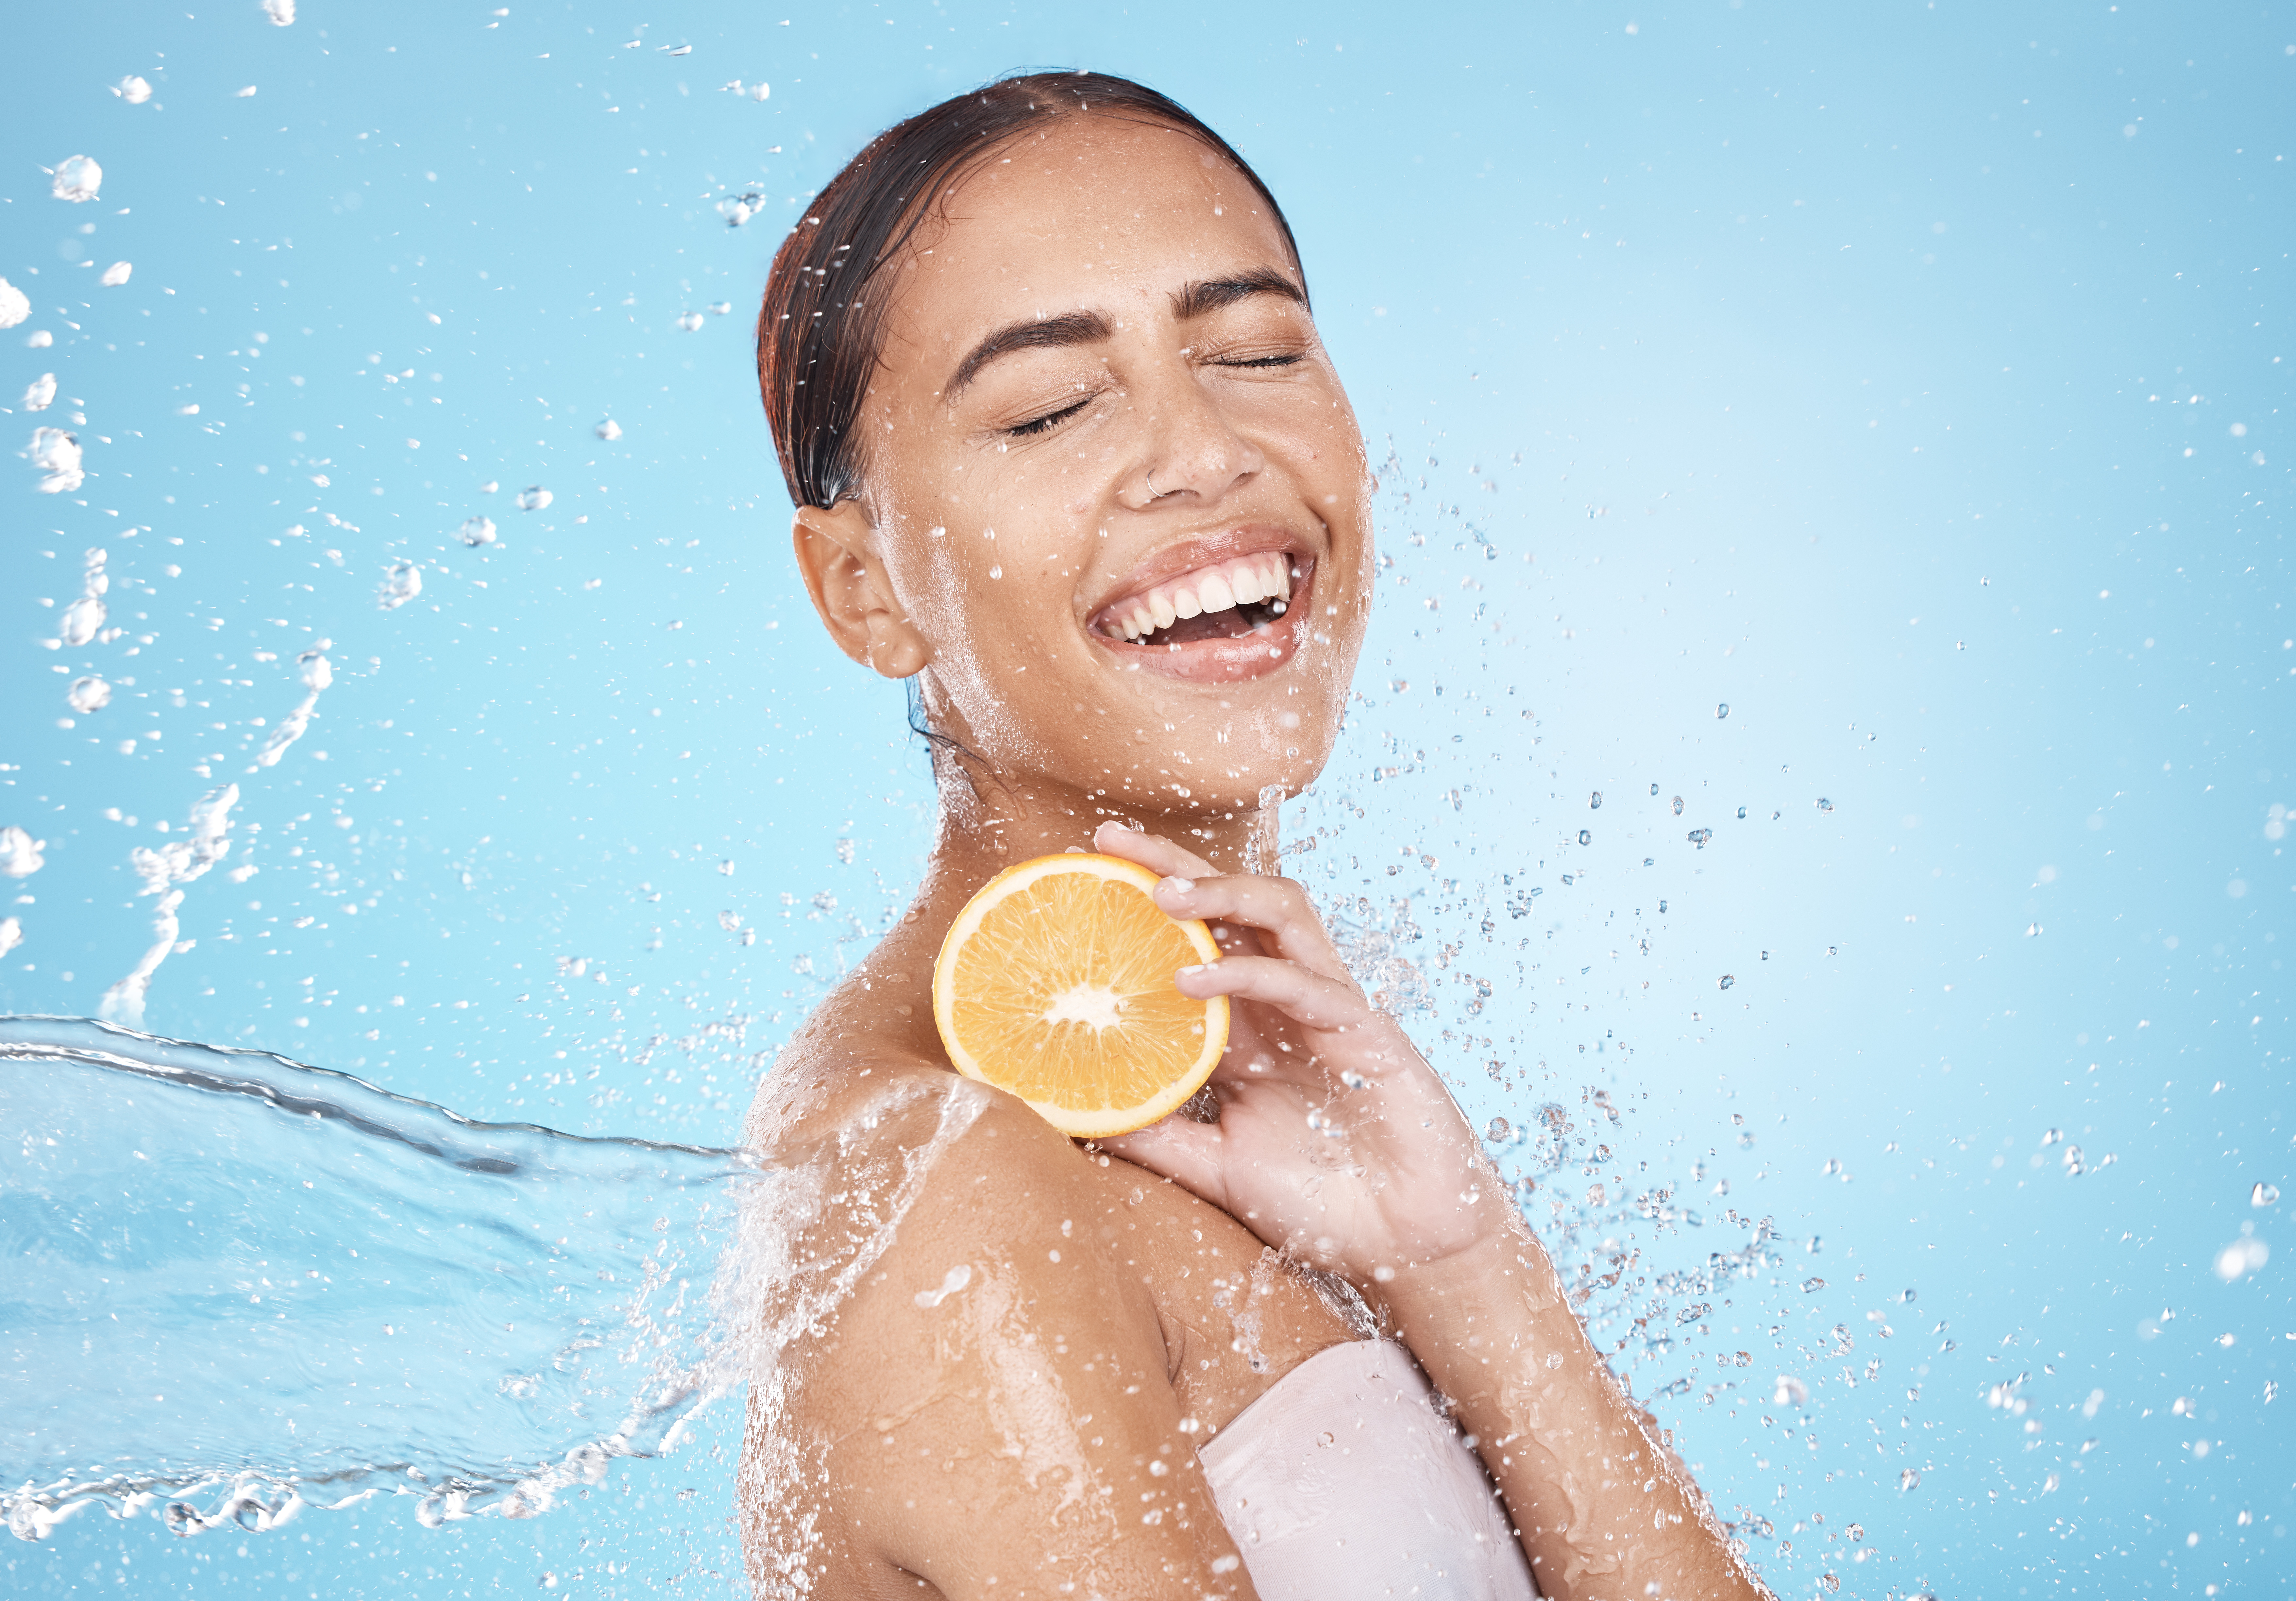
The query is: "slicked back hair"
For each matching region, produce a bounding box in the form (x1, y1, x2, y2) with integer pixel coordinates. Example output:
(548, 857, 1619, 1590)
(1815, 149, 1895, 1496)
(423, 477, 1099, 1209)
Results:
(753, 70, 1306, 511)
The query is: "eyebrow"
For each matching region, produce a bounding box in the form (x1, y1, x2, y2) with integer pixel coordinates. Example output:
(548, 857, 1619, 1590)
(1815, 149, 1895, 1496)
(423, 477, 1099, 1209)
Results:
(945, 310, 1112, 400)
(942, 268, 1307, 401)
(1169, 268, 1306, 322)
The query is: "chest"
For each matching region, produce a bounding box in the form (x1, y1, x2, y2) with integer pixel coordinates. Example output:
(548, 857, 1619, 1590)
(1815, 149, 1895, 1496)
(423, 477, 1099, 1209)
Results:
(1078, 1157, 1363, 1434)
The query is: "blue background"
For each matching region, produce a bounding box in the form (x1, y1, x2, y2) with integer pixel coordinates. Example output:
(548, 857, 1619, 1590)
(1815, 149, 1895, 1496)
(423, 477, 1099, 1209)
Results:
(3, 0, 2290, 1594)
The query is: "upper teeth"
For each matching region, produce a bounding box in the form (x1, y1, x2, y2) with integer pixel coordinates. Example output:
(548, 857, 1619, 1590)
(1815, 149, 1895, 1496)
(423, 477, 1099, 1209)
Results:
(1102, 552, 1295, 641)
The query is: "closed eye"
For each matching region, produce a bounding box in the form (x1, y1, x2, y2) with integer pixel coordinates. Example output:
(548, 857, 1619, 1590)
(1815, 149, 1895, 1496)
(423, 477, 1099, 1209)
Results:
(1213, 353, 1303, 370)
(1007, 396, 1093, 437)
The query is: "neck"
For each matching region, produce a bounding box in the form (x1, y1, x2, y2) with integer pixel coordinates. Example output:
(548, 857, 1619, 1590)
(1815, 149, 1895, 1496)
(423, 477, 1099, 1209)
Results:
(826, 734, 1284, 1069)
(931, 749, 1271, 881)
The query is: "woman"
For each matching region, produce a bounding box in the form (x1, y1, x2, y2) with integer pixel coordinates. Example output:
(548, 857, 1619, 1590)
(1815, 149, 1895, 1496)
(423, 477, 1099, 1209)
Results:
(739, 72, 1764, 1601)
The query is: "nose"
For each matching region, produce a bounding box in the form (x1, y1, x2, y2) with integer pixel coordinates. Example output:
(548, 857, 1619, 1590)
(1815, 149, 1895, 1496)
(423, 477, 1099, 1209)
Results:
(1121, 369, 1266, 512)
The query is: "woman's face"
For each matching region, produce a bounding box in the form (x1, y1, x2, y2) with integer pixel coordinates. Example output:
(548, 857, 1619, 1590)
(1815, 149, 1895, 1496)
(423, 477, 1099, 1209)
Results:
(804, 113, 1372, 819)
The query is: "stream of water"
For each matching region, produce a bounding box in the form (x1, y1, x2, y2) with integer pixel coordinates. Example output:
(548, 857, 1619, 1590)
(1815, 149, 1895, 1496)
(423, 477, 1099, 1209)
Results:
(0, 1016, 760, 1544)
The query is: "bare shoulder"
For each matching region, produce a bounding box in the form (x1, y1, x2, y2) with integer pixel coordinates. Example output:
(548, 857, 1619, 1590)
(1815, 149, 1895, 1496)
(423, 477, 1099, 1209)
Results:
(739, 1057, 1249, 1600)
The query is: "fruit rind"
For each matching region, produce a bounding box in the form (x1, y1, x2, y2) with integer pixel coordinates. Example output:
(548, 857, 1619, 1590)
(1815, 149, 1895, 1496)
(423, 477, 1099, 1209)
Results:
(932, 852, 1229, 1138)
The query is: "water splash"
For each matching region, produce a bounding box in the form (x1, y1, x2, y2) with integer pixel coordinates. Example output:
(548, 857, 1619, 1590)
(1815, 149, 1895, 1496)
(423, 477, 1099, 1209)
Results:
(378, 561, 422, 610)
(56, 548, 108, 643)
(21, 372, 55, 411)
(0, 826, 44, 880)
(29, 426, 85, 494)
(0, 1017, 758, 1543)
(113, 74, 153, 104)
(0, 278, 29, 328)
(50, 154, 103, 203)
(96, 786, 240, 1028)
(250, 644, 334, 771)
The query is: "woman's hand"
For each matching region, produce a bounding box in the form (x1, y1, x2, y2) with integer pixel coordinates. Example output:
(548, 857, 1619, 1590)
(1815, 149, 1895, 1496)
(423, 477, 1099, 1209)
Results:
(1092, 821, 1513, 1290)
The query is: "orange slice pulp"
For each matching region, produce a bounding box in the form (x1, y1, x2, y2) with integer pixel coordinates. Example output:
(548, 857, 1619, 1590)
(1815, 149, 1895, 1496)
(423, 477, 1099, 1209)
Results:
(932, 852, 1228, 1138)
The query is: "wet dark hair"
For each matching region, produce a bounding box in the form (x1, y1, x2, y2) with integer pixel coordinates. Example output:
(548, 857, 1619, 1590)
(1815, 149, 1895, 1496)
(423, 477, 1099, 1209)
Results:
(754, 70, 1308, 511)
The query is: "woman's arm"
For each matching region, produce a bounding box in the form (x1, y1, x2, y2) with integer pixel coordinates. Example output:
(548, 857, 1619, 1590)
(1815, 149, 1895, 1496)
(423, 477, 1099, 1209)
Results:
(1093, 824, 1768, 1601)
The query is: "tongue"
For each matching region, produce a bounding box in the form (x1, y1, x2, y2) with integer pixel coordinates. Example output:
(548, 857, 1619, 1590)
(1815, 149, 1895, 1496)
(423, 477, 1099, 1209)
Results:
(1152, 607, 1262, 646)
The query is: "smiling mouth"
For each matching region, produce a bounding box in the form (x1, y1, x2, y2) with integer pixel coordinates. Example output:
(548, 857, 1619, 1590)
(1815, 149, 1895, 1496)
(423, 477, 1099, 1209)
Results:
(1090, 550, 1301, 648)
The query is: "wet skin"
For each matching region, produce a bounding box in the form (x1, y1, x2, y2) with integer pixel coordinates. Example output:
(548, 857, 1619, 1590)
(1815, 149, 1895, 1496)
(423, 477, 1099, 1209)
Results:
(741, 115, 1767, 1601)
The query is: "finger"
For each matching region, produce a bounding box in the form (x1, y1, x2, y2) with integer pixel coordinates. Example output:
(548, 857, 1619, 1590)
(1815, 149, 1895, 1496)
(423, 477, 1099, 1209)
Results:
(1103, 1114, 1230, 1203)
(1177, 953, 1374, 1034)
(1153, 873, 1349, 978)
(1092, 820, 1217, 882)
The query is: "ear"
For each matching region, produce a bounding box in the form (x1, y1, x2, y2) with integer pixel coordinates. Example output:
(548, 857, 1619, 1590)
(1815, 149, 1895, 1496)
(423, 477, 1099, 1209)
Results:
(791, 502, 931, 680)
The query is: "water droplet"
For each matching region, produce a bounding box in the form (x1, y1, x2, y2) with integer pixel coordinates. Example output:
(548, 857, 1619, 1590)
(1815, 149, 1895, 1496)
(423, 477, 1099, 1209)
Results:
(1799, 1277, 1823, 1294)
(988, 565, 1003, 580)
(58, 593, 105, 646)
(1736, 805, 1747, 819)
(30, 427, 85, 494)
(0, 277, 30, 329)
(457, 515, 498, 547)
(1815, 797, 1835, 812)
(676, 311, 704, 332)
(2041, 1127, 2062, 1145)
(1589, 791, 1602, 809)
(1774, 1374, 1809, 1404)
(708, 301, 732, 315)
(98, 261, 132, 288)
(2214, 1237, 2270, 1282)
(1717, 973, 1735, 989)
(1577, 828, 1591, 846)
(717, 858, 735, 876)
(51, 154, 103, 204)
(913, 1263, 972, 1309)
(22, 372, 56, 411)
(595, 418, 622, 441)
(718, 190, 764, 227)
(261, 0, 296, 24)
(2062, 1144, 2084, 1176)
(2254, 1182, 2280, 1207)
(378, 561, 422, 611)
(1671, 795, 1684, 816)
(717, 910, 742, 933)
(67, 676, 111, 714)
(516, 486, 552, 512)
(0, 826, 47, 879)
(1716, 702, 1729, 719)
(115, 74, 153, 104)
(1649, 783, 1659, 795)
(1485, 1115, 1511, 1142)
(25, 329, 53, 348)
(1687, 828, 1712, 848)
(1900, 1468, 1921, 1492)
(1846, 1523, 1864, 1542)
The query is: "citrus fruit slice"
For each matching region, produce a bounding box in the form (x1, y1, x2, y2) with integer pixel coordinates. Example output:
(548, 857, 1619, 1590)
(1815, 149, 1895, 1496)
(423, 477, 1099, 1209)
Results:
(932, 852, 1228, 1138)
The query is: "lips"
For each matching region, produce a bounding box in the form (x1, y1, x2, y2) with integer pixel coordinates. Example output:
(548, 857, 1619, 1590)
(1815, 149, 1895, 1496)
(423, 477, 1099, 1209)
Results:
(1086, 536, 1316, 683)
